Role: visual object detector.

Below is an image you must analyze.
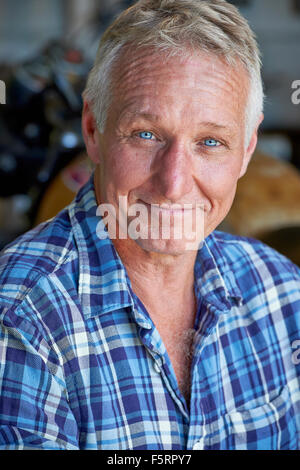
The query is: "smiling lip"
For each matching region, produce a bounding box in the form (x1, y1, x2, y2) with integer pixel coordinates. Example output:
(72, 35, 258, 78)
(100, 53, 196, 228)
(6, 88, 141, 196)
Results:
(138, 200, 195, 213)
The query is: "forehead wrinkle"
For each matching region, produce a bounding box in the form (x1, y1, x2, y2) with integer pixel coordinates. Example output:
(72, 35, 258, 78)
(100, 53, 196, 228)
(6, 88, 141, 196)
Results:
(113, 46, 248, 93)
(114, 68, 248, 119)
(110, 48, 249, 135)
(111, 51, 163, 104)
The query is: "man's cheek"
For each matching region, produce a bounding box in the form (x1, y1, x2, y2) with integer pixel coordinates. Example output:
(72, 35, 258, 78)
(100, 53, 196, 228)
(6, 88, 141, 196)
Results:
(208, 166, 240, 195)
(112, 163, 149, 190)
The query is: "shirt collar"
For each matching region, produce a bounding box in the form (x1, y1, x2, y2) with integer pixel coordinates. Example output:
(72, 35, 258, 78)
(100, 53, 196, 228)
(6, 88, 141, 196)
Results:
(68, 174, 134, 319)
(194, 234, 243, 313)
(69, 174, 242, 319)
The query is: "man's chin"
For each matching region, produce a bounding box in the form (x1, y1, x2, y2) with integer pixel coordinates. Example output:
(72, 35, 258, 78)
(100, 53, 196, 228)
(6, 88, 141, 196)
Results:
(132, 237, 204, 256)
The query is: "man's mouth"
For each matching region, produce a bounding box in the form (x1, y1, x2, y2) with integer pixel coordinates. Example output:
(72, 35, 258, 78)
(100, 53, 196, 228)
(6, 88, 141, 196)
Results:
(137, 200, 208, 216)
(139, 200, 195, 213)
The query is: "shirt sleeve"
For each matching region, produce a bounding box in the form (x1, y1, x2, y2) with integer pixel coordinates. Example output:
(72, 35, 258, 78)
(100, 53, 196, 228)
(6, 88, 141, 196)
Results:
(0, 306, 79, 450)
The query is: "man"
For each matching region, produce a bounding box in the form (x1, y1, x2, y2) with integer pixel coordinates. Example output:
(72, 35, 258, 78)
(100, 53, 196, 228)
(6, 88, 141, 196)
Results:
(0, 0, 299, 450)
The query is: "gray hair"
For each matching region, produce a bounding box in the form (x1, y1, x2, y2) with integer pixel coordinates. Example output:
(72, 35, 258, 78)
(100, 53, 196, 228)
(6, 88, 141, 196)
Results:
(83, 0, 264, 147)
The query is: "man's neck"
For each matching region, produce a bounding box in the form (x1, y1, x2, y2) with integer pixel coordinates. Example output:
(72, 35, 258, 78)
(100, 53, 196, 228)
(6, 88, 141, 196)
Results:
(112, 237, 197, 321)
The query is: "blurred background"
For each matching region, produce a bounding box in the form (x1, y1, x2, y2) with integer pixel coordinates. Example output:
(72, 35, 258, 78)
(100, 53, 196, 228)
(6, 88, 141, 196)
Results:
(0, 0, 300, 264)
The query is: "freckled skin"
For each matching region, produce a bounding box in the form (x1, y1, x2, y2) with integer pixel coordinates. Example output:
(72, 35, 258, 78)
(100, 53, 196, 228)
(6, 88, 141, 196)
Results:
(83, 48, 262, 258)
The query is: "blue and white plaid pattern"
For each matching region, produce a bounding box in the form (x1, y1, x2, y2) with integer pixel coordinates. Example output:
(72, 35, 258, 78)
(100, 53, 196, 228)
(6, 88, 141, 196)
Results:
(0, 174, 299, 450)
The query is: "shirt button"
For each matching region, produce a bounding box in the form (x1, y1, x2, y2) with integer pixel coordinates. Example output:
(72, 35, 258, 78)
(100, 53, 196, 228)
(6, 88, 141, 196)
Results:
(193, 441, 203, 450)
(154, 362, 161, 373)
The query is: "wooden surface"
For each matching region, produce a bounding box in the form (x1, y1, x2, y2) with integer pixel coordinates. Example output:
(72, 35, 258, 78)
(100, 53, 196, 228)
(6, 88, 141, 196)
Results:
(223, 151, 300, 239)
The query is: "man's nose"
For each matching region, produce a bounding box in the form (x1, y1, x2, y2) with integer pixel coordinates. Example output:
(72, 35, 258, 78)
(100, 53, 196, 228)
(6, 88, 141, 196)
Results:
(153, 141, 193, 202)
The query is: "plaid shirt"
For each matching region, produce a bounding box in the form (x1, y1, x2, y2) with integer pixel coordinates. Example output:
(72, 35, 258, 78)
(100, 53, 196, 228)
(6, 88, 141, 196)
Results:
(0, 175, 299, 450)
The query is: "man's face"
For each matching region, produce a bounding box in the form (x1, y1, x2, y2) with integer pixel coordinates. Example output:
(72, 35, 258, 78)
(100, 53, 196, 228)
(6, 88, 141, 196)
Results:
(85, 49, 259, 255)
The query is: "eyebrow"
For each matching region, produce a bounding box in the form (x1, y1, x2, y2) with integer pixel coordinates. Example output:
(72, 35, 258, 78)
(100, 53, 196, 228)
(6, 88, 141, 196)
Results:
(118, 111, 160, 124)
(118, 111, 236, 134)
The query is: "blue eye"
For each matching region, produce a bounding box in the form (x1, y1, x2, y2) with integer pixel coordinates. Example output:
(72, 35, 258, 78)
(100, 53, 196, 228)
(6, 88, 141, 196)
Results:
(204, 138, 220, 147)
(139, 131, 154, 140)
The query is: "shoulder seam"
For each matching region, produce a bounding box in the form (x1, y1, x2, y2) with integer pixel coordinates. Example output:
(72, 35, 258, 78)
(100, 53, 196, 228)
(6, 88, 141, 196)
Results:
(0, 234, 77, 309)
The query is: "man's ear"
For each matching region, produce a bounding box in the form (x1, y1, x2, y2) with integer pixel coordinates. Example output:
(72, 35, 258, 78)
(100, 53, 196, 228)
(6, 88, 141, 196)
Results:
(82, 100, 102, 165)
(239, 113, 264, 179)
